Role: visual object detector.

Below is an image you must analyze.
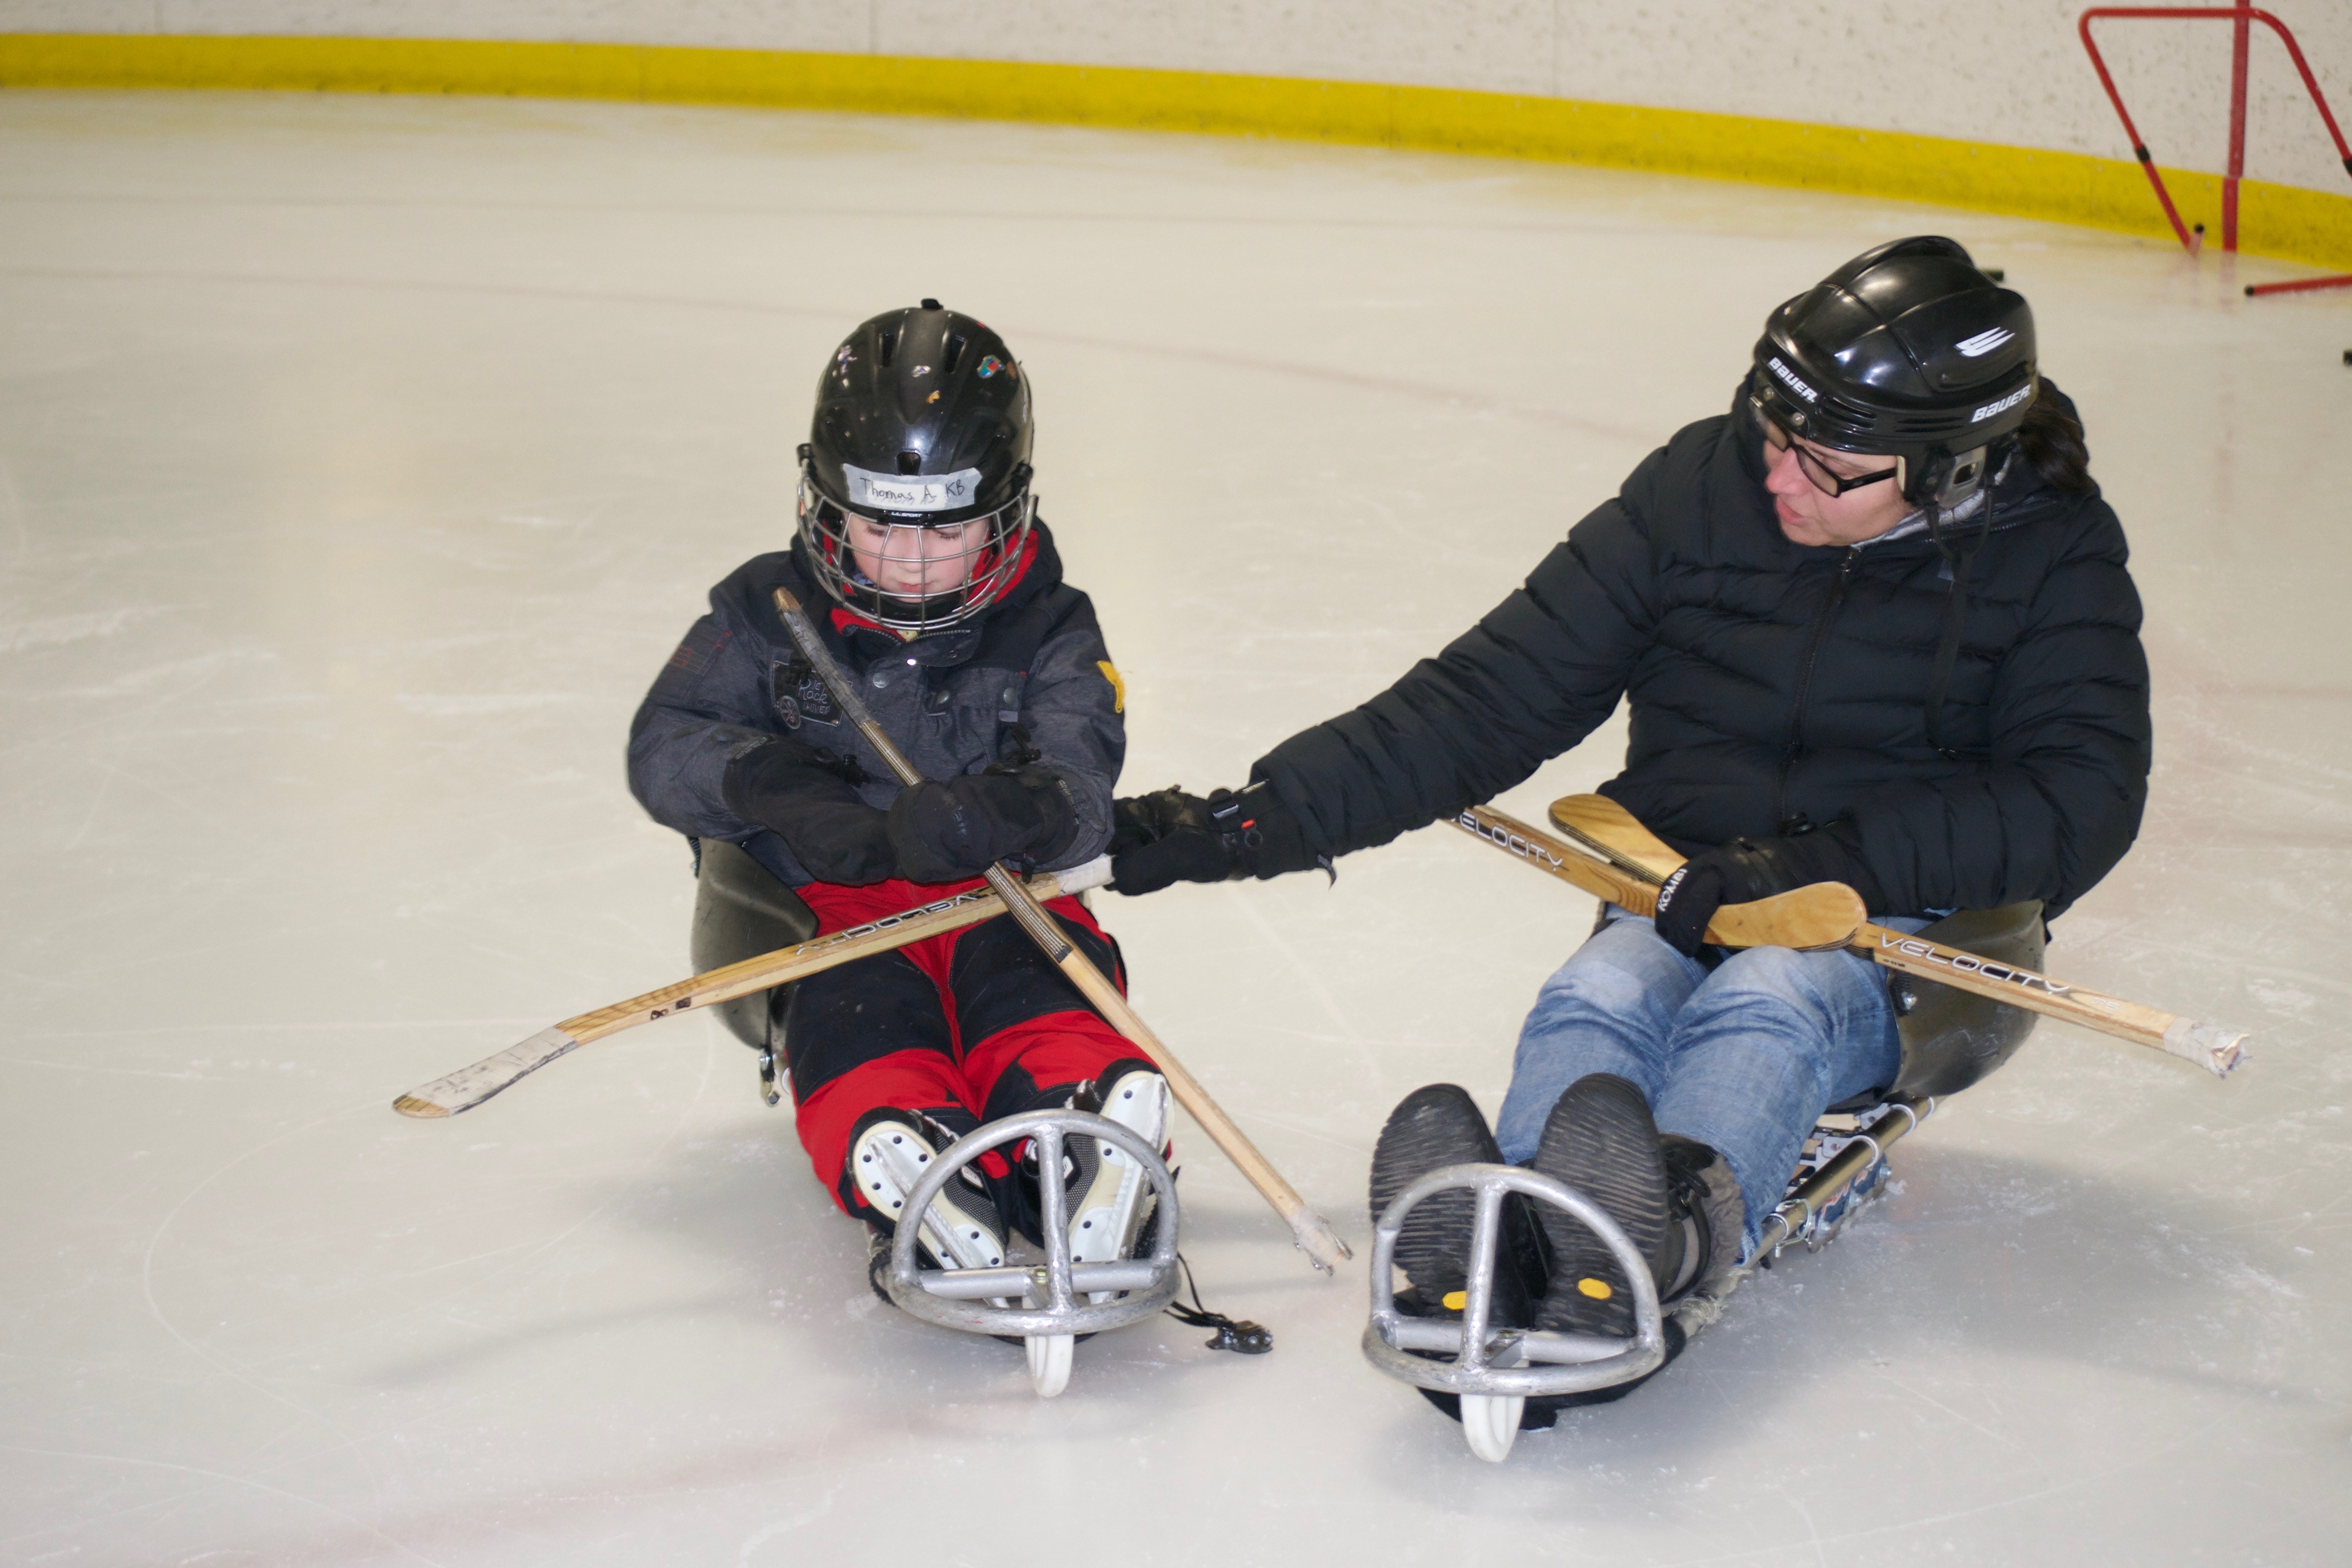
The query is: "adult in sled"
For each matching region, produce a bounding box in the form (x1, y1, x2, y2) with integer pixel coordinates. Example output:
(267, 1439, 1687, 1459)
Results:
(1111, 237, 2150, 1409)
(628, 302, 1166, 1303)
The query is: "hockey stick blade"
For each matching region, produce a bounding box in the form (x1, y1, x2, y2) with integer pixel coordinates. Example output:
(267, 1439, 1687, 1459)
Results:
(1546, 794, 1681, 885)
(1454, 805, 1863, 950)
(393, 858, 1113, 1118)
(395, 1027, 580, 1119)
(1546, 793, 2252, 1079)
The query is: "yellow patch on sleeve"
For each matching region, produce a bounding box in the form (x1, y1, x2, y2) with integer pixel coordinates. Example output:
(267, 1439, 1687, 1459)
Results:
(1097, 659, 1125, 713)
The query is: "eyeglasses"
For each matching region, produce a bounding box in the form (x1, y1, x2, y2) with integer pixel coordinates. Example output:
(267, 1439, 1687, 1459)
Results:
(1758, 410, 1899, 498)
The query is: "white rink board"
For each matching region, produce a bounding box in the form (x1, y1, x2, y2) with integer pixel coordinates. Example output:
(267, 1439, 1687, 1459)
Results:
(2, 89, 2348, 1566)
(6, 0, 2351, 193)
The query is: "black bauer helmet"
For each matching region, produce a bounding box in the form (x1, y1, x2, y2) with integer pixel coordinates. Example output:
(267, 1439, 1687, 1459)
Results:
(798, 301, 1035, 635)
(1748, 236, 2036, 512)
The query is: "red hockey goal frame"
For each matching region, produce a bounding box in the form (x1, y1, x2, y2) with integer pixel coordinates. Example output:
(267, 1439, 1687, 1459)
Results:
(2078, 4, 2352, 295)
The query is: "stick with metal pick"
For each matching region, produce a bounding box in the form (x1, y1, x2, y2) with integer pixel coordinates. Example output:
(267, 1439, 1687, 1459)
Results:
(391, 859, 1113, 1119)
(1542, 792, 2248, 1077)
(772, 587, 1352, 1273)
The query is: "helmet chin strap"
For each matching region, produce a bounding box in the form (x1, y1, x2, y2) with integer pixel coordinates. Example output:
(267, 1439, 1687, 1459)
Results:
(1918, 440, 2010, 761)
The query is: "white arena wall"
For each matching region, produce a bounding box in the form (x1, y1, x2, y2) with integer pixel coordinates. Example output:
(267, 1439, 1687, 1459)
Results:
(4, 1, 2349, 265)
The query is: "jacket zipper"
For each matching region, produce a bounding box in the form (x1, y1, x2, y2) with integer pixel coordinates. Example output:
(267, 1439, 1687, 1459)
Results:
(1777, 547, 1860, 829)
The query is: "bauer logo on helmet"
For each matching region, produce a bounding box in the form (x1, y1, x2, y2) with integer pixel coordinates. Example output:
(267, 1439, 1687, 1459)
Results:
(1767, 356, 1820, 403)
(1969, 384, 2033, 424)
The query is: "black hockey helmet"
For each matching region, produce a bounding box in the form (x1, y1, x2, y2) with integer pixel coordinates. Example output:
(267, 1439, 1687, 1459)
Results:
(797, 300, 1035, 634)
(1748, 236, 2036, 511)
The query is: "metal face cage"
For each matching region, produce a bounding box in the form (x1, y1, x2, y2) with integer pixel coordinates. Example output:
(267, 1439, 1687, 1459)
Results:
(796, 463, 1035, 636)
(1363, 1164, 1668, 1462)
(881, 1107, 1181, 1397)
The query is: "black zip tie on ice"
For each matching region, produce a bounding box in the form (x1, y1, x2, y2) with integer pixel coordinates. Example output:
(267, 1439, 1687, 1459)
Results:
(1165, 1253, 1271, 1355)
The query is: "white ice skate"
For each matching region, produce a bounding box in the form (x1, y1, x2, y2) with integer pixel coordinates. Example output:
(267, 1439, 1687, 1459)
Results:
(872, 1102, 1182, 1399)
(1063, 1063, 1171, 1301)
(849, 1111, 1008, 1273)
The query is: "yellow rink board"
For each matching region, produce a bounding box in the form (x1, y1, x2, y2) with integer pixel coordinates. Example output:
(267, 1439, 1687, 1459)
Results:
(4, 31, 2348, 272)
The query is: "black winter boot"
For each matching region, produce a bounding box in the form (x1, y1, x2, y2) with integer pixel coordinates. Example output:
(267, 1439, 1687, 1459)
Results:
(1369, 1085, 1549, 1321)
(1525, 1074, 1688, 1406)
(1369, 1085, 1554, 1430)
(1658, 1134, 1746, 1321)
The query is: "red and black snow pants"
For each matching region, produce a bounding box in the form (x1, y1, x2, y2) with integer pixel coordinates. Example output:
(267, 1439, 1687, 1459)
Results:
(786, 876, 1137, 1223)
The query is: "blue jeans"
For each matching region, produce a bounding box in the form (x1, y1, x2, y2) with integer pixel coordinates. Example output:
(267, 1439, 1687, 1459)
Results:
(1494, 912, 1915, 1258)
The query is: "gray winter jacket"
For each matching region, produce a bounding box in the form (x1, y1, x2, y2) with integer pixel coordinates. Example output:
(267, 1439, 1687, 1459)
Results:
(627, 520, 1124, 888)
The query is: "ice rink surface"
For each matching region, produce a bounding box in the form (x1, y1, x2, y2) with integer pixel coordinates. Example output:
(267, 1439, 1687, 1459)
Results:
(4, 88, 2349, 1565)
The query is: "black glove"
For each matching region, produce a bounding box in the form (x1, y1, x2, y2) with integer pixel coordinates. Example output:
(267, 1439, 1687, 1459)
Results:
(722, 740, 896, 886)
(1651, 821, 1885, 958)
(886, 767, 1079, 885)
(1109, 781, 1325, 896)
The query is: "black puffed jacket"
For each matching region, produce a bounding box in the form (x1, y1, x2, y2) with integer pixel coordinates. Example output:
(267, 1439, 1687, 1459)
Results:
(1254, 383, 2150, 920)
(628, 518, 1124, 888)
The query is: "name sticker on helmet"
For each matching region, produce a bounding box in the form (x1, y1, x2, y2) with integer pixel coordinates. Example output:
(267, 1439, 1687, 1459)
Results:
(1969, 384, 2032, 423)
(1767, 356, 1819, 404)
(844, 463, 985, 513)
(1956, 327, 2015, 358)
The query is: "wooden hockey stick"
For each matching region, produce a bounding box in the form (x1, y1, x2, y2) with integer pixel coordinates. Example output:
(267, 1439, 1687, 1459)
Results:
(1546, 794, 1687, 884)
(1544, 794, 2249, 1078)
(1451, 804, 1866, 950)
(393, 859, 1113, 1119)
(772, 587, 1353, 1273)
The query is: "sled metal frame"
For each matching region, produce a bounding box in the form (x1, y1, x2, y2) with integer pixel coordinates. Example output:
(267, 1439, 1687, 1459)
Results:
(1756, 1095, 1932, 1261)
(1364, 1165, 1667, 1402)
(883, 1107, 1181, 1340)
(1364, 1096, 1934, 1459)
